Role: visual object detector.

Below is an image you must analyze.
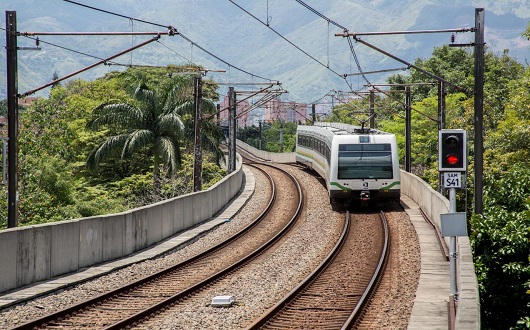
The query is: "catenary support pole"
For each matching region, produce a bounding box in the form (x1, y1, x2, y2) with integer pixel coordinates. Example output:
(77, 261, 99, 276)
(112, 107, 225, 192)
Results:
(228, 87, 235, 173)
(6, 11, 18, 228)
(474, 8, 485, 215)
(438, 78, 446, 131)
(259, 121, 262, 150)
(438, 78, 446, 192)
(279, 120, 283, 153)
(405, 86, 411, 172)
(369, 89, 375, 129)
(192, 76, 203, 192)
(229, 87, 237, 172)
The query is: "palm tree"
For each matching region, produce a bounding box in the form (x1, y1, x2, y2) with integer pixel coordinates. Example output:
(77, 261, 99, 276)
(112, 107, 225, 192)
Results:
(86, 80, 188, 194)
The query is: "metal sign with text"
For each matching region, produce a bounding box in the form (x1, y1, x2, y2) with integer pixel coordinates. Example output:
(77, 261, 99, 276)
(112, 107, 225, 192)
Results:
(443, 172, 462, 189)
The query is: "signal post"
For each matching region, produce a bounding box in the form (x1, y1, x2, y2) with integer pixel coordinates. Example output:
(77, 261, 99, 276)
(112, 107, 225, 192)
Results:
(438, 129, 468, 301)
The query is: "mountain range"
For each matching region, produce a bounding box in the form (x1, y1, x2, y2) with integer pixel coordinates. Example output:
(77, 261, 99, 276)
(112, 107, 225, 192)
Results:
(1, 0, 529, 103)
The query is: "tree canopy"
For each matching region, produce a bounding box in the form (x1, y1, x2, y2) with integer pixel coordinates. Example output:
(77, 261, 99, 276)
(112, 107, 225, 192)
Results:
(0, 65, 226, 228)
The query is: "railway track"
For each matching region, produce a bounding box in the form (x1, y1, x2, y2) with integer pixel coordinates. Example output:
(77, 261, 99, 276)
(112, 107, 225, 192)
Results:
(246, 211, 389, 329)
(13, 163, 303, 330)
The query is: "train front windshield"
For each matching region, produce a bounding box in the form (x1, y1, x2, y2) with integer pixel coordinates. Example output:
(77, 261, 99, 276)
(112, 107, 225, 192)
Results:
(338, 144, 393, 179)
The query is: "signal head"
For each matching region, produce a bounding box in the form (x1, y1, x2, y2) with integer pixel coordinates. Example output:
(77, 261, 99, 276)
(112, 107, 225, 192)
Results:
(439, 129, 467, 172)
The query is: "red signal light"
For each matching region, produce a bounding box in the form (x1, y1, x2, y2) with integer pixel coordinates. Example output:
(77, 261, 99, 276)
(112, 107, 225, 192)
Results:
(446, 154, 459, 165)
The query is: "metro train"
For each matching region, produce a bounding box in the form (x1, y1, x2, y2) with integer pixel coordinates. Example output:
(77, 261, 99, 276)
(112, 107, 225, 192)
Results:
(295, 122, 400, 206)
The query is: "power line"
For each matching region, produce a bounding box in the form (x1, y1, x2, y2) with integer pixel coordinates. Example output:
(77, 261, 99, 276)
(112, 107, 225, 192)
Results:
(14, 31, 178, 70)
(347, 36, 370, 85)
(227, 0, 351, 89)
(294, 0, 346, 30)
(290, 1, 369, 92)
(62, 0, 277, 83)
(156, 40, 197, 66)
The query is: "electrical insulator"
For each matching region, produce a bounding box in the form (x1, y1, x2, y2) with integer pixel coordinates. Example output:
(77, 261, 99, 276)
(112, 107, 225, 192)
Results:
(451, 34, 455, 43)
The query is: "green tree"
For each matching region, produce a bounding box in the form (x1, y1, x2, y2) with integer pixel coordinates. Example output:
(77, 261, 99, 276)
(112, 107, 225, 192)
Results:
(524, 22, 530, 40)
(471, 164, 530, 329)
(0, 99, 7, 117)
(262, 120, 297, 153)
(387, 45, 524, 131)
(486, 68, 530, 173)
(86, 79, 188, 196)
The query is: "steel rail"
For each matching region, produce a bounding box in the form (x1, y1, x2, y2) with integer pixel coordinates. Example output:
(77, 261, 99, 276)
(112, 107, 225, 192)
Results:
(245, 211, 390, 329)
(105, 163, 303, 329)
(245, 211, 351, 329)
(342, 211, 390, 329)
(13, 165, 283, 329)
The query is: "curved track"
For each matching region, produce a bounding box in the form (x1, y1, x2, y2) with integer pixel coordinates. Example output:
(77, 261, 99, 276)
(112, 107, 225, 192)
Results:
(14, 164, 303, 330)
(246, 211, 389, 329)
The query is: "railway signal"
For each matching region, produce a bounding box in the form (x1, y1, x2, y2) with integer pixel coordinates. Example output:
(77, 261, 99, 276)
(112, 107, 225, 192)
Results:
(439, 129, 467, 172)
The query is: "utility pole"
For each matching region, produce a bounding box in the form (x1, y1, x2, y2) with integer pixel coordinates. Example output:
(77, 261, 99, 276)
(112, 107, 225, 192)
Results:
(258, 121, 262, 150)
(192, 75, 203, 192)
(369, 89, 375, 129)
(405, 86, 412, 173)
(474, 8, 485, 215)
(228, 87, 237, 173)
(279, 119, 283, 153)
(6, 11, 18, 228)
(437, 78, 446, 131)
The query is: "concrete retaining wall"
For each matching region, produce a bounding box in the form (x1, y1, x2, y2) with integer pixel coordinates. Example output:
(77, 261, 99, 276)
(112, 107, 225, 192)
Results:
(0, 155, 243, 293)
(236, 140, 296, 163)
(400, 170, 480, 330)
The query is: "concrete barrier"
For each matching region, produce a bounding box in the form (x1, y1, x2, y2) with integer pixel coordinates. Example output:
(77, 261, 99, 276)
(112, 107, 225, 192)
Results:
(0, 154, 243, 293)
(400, 170, 480, 330)
(236, 140, 295, 163)
(50, 221, 79, 277)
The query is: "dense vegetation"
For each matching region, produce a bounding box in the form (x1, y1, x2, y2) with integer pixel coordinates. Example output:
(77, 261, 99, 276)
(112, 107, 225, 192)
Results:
(0, 65, 226, 227)
(240, 44, 530, 329)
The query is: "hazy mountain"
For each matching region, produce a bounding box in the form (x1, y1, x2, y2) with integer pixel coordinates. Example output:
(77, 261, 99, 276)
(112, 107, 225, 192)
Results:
(1, 0, 529, 102)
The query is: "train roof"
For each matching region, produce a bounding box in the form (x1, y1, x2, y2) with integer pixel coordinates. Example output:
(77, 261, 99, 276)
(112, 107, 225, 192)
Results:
(298, 122, 393, 136)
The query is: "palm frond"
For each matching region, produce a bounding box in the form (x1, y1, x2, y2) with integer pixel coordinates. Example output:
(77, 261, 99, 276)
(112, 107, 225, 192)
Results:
(174, 100, 195, 116)
(122, 129, 154, 159)
(156, 136, 181, 175)
(88, 103, 144, 130)
(201, 99, 217, 115)
(86, 134, 129, 170)
(158, 112, 185, 137)
(134, 83, 158, 114)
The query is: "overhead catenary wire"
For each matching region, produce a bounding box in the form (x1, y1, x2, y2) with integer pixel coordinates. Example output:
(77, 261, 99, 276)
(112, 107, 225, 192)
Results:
(62, 0, 277, 84)
(292, 1, 467, 125)
(347, 36, 370, 85)
(12, 30, 188, 72)
(291, 0, 370, 93)
(227, 0, 353, 92)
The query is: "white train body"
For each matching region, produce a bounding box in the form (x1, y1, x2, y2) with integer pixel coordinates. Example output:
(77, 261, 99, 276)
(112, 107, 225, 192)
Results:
(295, 122, 400, 204)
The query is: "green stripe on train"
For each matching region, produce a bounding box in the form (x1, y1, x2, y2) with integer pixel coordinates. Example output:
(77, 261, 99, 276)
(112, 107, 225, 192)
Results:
(330, 181, 400, 191)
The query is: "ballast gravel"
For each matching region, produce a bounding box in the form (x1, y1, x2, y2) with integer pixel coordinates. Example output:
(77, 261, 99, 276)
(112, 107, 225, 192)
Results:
(0, 164, 421, 329)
